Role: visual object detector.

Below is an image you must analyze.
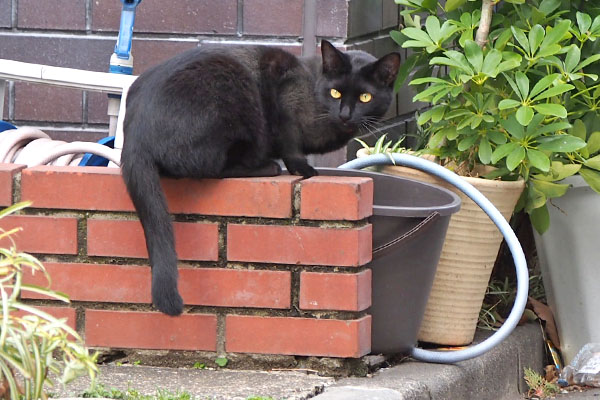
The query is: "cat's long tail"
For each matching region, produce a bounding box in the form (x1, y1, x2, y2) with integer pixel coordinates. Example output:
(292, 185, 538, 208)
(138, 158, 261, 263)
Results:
(121, 155, 184, 316)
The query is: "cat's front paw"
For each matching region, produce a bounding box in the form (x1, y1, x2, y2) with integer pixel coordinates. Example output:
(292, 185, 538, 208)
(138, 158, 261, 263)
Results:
(286, 160, 318, 178)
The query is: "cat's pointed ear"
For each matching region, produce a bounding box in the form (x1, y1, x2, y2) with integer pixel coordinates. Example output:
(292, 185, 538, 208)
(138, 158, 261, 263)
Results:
(371, 52, 402, 87)
(321, 40, 349, 74)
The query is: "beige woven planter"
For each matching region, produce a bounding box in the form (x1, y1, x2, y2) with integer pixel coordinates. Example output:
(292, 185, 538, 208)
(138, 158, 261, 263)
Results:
(356, 150, 525, 345)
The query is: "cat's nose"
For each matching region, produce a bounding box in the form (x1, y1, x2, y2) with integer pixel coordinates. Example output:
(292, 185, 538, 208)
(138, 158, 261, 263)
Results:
(339, 106, 351, 122)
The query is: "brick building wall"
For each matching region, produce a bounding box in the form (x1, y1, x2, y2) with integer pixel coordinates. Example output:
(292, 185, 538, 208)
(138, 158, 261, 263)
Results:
(0, 0, 419, 163)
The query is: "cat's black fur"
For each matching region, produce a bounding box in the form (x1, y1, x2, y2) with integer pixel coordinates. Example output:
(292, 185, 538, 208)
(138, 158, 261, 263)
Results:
(121, 40, 401, 316)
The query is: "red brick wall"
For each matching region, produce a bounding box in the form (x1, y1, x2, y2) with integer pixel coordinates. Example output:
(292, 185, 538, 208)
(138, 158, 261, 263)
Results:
(0, 0, 404, 144)
(0, 163, 374, 359)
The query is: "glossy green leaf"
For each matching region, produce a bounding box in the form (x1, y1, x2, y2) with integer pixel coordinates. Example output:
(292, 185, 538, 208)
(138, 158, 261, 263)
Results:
(488, 130, 508, 144)
(503, 73, 524, 101)
(481, 49, 503, 77)
(527, 148, 551, 172)
(444, 0, 467, 12)
(464, 40, 483, 72)
(538, 0, 561, 16)
(500, 115, 525, 139)
(401, 27, 435, 44)
(529, 121, 572, 138)
(577, 11, 592, 35)
(498, 99, 521, 110)
(530, 204, 550, 234)
(529, 73, 559, 99)
(457, 134, 478, 151)
(515, 72, 530, 100)
(537, 135, 587, 152)
(394, 53, 421, 91)
(494, 28, 513, 50)
(532, 179, 569, 198)
(549, 161, 581, 181)
(584, 154, 600, 170)
(532, 84, 574, 101)
(413, 84, 448, 101)
(536, 43, 562, 58)
(529, 25, 545, 55)
(511, 26, 530, 53)
(506, 146, 526, 171)
(576, 54, 600, 71)
(527, 182, 548, 210)
(571, 119, 587, 140)
(430, 55, 473, 74)
(428, 129, 447, 148)
(580, 167, 600, 193)
(565, 45, 581, 73)
(425, 16, 442, 43)
(390, 30, 406, 46)
(516, 105, 534, 125)
(478, 138, 492, 164)
(587, 131, 600, 154)
(532, 103, 567, 118)
(540, 20, 571, 49)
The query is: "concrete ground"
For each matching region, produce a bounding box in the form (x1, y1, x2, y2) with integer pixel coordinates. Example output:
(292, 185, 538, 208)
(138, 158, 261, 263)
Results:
(50, 322, 600, 400)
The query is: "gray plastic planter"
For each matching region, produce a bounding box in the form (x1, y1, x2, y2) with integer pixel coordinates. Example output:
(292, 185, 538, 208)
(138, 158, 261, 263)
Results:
(318, 168, 461, 354)
(533, 174, 600, 364)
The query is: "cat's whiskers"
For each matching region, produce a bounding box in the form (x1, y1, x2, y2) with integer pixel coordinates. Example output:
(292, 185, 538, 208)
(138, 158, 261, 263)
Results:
(359, 121, 379, 140)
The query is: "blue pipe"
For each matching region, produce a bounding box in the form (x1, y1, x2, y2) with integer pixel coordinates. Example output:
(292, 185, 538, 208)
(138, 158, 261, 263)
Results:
(339, 153, 529, 364)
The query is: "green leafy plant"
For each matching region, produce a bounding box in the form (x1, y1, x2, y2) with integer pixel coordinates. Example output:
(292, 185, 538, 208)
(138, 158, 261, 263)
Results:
(214, 357, 228, 368)
(355, 134, 408, 156)
(0, 202, 98, 399)
(393, 0, 600, 233)
(523, 367, 559, 398)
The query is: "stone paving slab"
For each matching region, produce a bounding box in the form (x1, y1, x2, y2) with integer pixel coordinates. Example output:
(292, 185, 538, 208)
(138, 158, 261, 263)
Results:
(54, 323, 546, 400)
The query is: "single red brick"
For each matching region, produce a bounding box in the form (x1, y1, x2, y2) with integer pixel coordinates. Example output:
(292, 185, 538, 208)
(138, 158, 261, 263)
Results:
(179, 268, 291, 308)
(300, 176, 373, 220)
(85, 310, 217, 351)
(299, 269, 372, 311)
(131, 40, 199, 75)
(17, 0, 86, 30)
(91, 0, 237, 35)
(225, 315, 371, 357)
(243, 0, 303, 36)
(87, 219, 219, 261)
(23, 263, 291, 309)
(0, 164, 25, 206)
(21, 166, 134, 211)
(0, 215, 78, 254)
(14, 82, 83, 123)
(162, 176, 299, 218)
(13, 305, 77, 332)
(227, 224, 372, 267)
(22, 263, 151, 304)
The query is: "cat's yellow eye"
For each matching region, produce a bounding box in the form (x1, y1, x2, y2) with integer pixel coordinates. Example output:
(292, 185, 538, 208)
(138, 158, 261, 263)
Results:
(330, 88, 342, 99)
(359, 93, 373, 103)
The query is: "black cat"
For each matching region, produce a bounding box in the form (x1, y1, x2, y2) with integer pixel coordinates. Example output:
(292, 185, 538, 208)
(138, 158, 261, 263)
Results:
(120, 40, 401, 316)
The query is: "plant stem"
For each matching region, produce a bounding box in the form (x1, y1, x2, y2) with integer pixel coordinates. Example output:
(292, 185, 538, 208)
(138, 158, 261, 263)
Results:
(476, 0, 495, 48)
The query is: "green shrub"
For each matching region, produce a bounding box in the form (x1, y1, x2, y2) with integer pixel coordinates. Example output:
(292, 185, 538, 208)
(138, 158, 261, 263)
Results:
(0, 202, 98, 399)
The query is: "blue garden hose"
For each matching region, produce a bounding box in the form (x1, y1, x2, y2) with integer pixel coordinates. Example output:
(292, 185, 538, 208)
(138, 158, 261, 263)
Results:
(339, 153, 529, 364)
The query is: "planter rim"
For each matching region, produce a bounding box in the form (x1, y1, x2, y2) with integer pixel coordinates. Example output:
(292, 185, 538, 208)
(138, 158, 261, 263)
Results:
(355, 150, 525, 190)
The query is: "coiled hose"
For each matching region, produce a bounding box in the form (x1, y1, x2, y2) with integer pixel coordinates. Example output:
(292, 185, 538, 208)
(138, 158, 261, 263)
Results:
(0, 127, 120, 167)
(339, 153, 529, 364)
